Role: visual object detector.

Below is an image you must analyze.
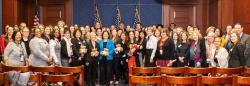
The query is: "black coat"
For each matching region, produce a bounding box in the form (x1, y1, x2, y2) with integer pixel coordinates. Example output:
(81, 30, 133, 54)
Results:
(60, 39, 69, 59)
(85, 41, 99, 62)
(155, 38, 174, 60)
(227, 43, 245, 68)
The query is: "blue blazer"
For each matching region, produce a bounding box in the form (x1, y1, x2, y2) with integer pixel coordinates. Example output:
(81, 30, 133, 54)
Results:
(98, 39, 115, 60)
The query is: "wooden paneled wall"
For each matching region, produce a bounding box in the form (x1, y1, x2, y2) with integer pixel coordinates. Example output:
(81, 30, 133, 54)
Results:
(2, 0, 72, 33)
(163, 0, 250, 34)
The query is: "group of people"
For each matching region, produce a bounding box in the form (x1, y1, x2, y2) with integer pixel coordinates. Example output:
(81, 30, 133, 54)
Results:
(0, 21, 250, 86)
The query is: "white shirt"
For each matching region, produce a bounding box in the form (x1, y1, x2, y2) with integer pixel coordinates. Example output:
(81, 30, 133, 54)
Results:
(210, 47, 229, 68)
(146, 35, 158, 62)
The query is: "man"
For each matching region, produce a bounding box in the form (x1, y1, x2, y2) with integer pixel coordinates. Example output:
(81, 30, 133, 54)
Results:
(234, 23, 250, 67)
(145, 28, 158, 67)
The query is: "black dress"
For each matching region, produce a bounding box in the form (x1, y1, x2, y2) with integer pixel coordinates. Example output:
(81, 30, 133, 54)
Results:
(176, 42, 190, 67)
(71, 38, 84, 66)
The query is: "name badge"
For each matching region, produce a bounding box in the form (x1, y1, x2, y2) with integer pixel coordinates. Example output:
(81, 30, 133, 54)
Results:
(20, 54, 24, 62)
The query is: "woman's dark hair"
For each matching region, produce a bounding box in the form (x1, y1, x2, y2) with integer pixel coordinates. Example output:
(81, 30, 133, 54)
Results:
(12, 31, 22, 40)
(73, 29, 82, 38)
(64, 28, 71, 34)
(128, 31, 135, 43)
(138, 31, 146, 41)
(50, 29, 60, 40)
(102, 31, 110, 39)
(215, 28, 223, 37)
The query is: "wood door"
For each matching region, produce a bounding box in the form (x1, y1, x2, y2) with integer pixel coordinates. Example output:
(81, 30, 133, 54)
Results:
(40, 5, 65, 25)
(170, 5, 196, 28)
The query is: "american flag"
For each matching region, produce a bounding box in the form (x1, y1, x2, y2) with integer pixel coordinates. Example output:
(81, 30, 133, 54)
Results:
(134, 0, 141, 26)
(95, 3, 102, 24)
(116, 0, 122, 26)
(33, 0, 40, 26)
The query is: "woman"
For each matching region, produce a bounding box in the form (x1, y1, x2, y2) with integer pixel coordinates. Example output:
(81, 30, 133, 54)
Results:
(154, 29, 161, 41)
(98, 31, 115, 85)
(21, 27, 31, 55)
(135, 31, 139, 42)
(0, 26, 14, 52)
(172, 32, 179, 67)
(29, 28, 51, 66)
(227, 32, 245, 68)
(42, 26, 51, 42)
(80, 26, 86, 39)
(137, 31, 147, 67)
(111, 29, 121, 84)
(118, 32, 128, 84)
(127, 31, 139, 71)
(96, 28, 103, 41)
(155, 29, 175, 67)
(49, 29, 61, 66)
(205, 32, 215, 64)
(210, 37, 229, 68)
(85, 32, 99, 86)
(61, 29, 72, 67)
(71, 29, 85, 67)
(4, 31, 28, 66)
(176, 31, 190, 67)
(69, 26, 75, 37)
(189, 31, 207, 67)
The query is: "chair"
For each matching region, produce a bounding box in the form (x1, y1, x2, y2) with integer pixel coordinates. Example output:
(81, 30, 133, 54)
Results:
(164, 76, 198, 86)
(29, 66, 56, 74)
(215, 67, 242, 76)
(244, 67, 250, 76)
(201, 76, 236, 86)
(0, 73, 7, 86)
(28, 74, 41, 86)
(56, 66, 84, 86)
(159, 67, 187, 76)
(187, 67, 214, 76)
(2, 64, 29, 72)
(131, 67, 159, 76)
(237, 76, 250, 85)
(41, 74, 74, 86)
(129, 76, 162, 86)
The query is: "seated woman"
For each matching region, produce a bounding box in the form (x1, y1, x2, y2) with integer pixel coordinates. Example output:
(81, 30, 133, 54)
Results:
(4, 31, 28, 66)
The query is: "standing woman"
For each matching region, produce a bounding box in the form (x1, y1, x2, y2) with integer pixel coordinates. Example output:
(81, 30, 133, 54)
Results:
(135, 31, 140, 42)
(111, 29, 121, 84)
(155, 29, 175, 67)
(42, 26, 51, 43)
(172, 32, 179, 67)
(137, 31, 147, 67)
(189, 31, 207, 67)
(154, 29, 161, 41)
(227, 32, 245, 68)
(176, 31, 190, 67)
(98, 31, 115, 85)
(0, 26, 14, 52)
(61, 29, 72, 67)
(21, 27, 31, 56)
(210, 37, 229, 68)
(29, 28, 51, 66)
(85, 32, 99, 86)
(71, 29, 86, 67)
(145, 28, 158, 67)
(118, 32, 128, 84)
(127, 31, 139, 70)
(49, 29, 61, 66)
(4, 31, 28, 66)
